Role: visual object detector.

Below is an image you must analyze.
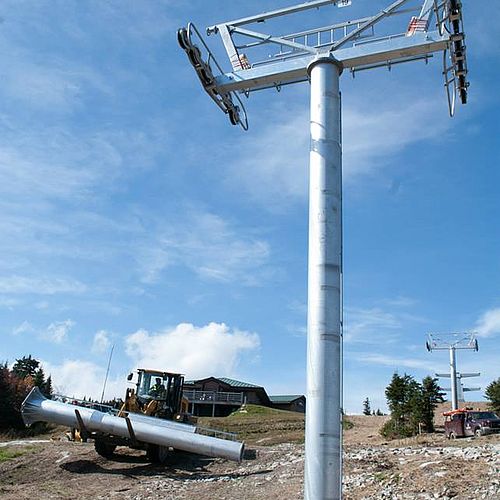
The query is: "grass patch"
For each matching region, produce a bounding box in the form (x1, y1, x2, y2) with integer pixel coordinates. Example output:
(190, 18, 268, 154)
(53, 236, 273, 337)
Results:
(200, 405, 355, 446)
(0, 448, 27, 462)
(373, 472, 388, 482)
(343, 417, 354, 430)
(228, 404, 297, 418)
(199, 405, 305, 446)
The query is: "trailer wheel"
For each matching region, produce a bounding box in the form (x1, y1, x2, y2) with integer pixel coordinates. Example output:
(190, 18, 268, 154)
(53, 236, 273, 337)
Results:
(475, 428, 483, 437)
(449, 431, 457, 440)
(146, 444, 171, 464)
(94, 439, 116, 458)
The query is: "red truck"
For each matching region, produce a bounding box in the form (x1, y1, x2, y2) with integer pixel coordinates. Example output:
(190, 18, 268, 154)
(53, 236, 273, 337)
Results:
(444, 408, 500, 439)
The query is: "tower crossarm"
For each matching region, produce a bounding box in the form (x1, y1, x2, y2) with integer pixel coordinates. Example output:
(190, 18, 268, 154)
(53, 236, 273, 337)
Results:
(213, 31, 447, 93)
(179, 0, 469, 128)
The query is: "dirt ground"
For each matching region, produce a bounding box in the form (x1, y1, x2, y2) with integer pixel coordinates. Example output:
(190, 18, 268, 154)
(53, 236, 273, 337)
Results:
(0, 412, 499, 499)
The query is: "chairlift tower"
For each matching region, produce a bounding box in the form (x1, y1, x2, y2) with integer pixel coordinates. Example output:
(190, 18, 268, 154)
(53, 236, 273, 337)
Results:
(426, 332, 479, 411)
(178, 1, 469, 498)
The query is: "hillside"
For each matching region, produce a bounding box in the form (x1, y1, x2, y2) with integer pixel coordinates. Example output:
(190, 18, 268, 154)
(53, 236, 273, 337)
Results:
(0, 406, 498, 499)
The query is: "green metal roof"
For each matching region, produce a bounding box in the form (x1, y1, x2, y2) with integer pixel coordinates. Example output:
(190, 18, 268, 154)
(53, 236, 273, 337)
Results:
(269, 395, 304, 403)
(216, 377, 262, 388)
(183, 376, 262, 388)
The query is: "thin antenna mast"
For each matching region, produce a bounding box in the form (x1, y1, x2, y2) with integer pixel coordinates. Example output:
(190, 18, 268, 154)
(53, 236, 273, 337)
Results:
(100, 344, 115, 404)
(179, 2, 470, 499)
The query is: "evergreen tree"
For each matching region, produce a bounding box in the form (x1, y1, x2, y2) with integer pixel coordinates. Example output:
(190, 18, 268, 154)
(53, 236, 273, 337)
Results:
(43, 375, 53, 397)
(485, 378, 500, 413)
(382, 373, 446, 438)
(382, 373, 422, 438)
(12, 355, 39, 379)
(0, 362, 34, 430)
(376, 409, 383, 416)
(0, 362, 18, 430)
(420, 376, 445, 433)
(362, 397, 372, 416)
(33, 367, 46, 389)
(0, 357, 53, 432)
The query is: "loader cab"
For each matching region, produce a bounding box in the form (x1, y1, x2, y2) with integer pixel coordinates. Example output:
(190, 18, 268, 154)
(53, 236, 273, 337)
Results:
(133, 369, 185, 420)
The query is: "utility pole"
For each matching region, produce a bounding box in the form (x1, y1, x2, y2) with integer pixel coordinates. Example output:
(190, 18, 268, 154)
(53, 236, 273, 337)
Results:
(179, 2, 469, 498)
(426, 332, 479, 411)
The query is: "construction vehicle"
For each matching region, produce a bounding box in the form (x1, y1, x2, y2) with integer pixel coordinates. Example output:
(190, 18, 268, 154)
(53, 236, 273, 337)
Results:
(76, 369, 197, 462)
(119, 369, 194, 423)
(22, 368, 244, 464)
(444, 407, 500, 439)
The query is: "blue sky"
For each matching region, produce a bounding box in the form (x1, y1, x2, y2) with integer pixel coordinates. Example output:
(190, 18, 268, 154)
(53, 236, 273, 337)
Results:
(0, 1, 499, 413)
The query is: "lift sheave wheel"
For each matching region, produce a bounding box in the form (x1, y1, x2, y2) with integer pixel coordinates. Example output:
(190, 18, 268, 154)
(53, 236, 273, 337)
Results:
(177, 24, 248, 130)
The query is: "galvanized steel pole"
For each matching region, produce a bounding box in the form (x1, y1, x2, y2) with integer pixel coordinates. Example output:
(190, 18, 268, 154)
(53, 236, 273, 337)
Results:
(305, 56, 343, 500)
(449, 347, 458, 410)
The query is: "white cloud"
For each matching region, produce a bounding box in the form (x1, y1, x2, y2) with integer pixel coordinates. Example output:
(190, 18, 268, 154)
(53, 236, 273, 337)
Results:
(12, 320, 34, 336)
(44, 319, 75, 343)
(342, 95, 449, 179)
(125, 322, 260, 380)
(12, 318, 78, 343)
(356, 353, 435, 372)
(1, 59, 110, 112)
(344, 303, 427, 344)
(0, 276, 87, 295)
(475, 307, 500, 338)
(0, 296, 21, 309)
(226, 86, 451, 208)
(345, 307, 402, 344)
(137, 209, 272, 286)
(42, 359, 125, 401)
(226, 110, 310, 207)
(92, 330, 112, 354)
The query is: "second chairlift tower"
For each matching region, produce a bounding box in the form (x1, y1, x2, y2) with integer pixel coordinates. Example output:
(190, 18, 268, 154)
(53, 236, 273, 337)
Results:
(426, 331, 479, 411)
(178, 1, 470, 499)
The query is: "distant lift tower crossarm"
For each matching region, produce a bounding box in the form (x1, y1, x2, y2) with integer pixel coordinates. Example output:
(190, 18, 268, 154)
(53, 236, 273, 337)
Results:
(435, 371, 481, 402)
(179, 2, 469, 499)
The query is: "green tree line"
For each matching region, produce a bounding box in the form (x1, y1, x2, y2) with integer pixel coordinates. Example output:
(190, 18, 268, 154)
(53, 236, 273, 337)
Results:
(380, 374, 500, 439)
(0, 355, 52, 432)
